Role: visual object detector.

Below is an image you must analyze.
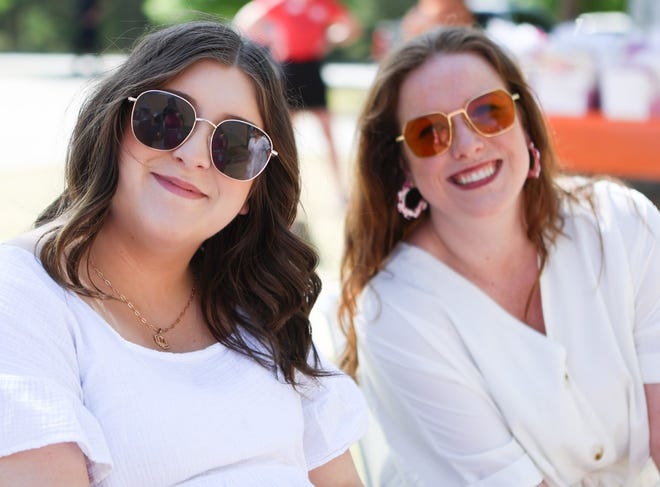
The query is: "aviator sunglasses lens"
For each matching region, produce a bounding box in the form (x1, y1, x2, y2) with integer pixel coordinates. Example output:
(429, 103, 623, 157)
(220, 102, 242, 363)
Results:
(131, 91, 195, 150)
(211, 120, 272, 181)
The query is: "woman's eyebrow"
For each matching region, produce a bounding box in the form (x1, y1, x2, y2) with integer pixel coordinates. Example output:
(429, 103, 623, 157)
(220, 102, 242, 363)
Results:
(165, 89, 260, 125)
(223, 114, 254, 123)
(166, 88, 193, 102)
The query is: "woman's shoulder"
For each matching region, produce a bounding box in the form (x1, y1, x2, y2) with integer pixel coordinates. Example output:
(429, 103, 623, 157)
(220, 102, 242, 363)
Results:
(357, 244, 462, 349)
(365, 242, 449, 300)
(557, 176, 660, 253)
(558, 176, 655, 219)
(360, 243, 447, 312)
(0, 239, 85, 370)
(4, 228, 40, 252)
(0, 225, 70, 304)
(2, 219, 62, 256)
(0, 241, 44, 281)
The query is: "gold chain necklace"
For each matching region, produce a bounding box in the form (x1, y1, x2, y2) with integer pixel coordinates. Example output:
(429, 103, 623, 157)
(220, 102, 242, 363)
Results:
(92, 266, 196, 350)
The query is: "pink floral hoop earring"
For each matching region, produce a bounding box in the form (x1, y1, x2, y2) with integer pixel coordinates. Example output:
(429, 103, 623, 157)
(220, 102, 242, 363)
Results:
(397, 181, 428, 220)
(528, 141, 541, 179)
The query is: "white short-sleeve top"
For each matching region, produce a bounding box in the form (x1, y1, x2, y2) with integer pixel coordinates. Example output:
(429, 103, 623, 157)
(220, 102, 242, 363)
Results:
(0, 245, 367, 486)
(356, 180, 660, 486)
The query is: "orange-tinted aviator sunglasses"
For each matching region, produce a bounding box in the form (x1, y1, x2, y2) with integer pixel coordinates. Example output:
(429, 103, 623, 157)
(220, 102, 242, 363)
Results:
(396, 89, 520, 157)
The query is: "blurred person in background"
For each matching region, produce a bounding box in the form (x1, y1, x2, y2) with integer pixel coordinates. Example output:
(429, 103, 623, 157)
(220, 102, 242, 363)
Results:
(401, 0, 474, 40)
(234, 0, 363, 198)
(72, 0, 102, 76)
(339, 26, 660, 486)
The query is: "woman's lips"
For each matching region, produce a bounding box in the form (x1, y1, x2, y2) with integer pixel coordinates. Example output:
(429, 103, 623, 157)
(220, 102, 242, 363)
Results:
(449, 160, 501, 189)
(153, 173, 206, 199)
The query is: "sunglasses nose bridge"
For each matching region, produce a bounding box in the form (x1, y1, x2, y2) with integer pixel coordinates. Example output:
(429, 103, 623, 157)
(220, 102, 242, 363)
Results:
(189, 117, 219, 148)
(445, 107, 489, 157)
(439, 108, 469, 149)
(195, 117, 218, 129)
(446, 107, 470, 126)
(448, 107, 483, 138)
(168, 116, 215, 169)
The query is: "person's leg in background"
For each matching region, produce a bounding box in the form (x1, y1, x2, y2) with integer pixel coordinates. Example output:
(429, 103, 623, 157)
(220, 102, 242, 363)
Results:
(286, 60, 345, 199)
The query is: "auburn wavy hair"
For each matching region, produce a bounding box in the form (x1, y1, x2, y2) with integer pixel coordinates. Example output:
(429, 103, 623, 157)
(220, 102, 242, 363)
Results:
(35, 20, 324, 385)
(338, 26, 574, 379)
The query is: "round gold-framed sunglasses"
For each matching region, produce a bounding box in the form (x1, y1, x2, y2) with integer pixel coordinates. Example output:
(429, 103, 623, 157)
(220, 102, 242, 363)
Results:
(128, 89, 278, 181)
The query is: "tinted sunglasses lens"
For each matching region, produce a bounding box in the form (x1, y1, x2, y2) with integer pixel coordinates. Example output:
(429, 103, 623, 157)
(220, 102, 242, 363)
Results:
(467, 90, 516, 135)
(211, 121, 272, 181)
(404, 114, 451, 157)
(132, 91, 195, 150)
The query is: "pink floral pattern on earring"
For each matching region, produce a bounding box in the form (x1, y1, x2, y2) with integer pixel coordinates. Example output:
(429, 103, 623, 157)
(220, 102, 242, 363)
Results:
(528, 141, 541, 179)
(397, 181, 428, 219)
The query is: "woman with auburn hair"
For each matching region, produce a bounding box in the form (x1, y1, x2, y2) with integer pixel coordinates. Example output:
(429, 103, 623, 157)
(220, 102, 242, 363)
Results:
(339, 26, 660, 486)
(0, 20, 366, 486)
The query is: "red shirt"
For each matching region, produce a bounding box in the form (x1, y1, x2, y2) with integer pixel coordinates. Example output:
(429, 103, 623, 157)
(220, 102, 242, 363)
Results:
(260, 0, 349, 62)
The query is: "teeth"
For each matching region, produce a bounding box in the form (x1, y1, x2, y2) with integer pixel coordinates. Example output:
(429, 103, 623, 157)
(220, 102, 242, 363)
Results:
(455, 163, 496, 185)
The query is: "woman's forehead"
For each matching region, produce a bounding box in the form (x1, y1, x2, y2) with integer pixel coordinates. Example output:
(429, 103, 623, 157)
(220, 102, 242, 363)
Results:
(397, 53, 505, 120)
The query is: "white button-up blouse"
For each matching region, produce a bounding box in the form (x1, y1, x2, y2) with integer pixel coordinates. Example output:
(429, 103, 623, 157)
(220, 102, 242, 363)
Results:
(356, 180, 660, 486)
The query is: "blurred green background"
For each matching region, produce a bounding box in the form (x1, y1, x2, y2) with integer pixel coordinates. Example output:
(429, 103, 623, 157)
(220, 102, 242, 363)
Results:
(0, 0, 626, 60)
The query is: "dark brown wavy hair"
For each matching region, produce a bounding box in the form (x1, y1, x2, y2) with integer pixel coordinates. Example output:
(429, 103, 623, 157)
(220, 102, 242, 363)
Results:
(339, 26, 577, 379)
(35, 20, 324, 384)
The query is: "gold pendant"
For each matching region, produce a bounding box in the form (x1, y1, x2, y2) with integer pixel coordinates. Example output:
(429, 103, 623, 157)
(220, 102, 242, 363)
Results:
(153, 331, 170, 350)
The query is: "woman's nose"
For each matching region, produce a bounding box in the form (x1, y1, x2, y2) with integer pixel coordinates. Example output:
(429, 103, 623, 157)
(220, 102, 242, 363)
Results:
(171, 118, 215, 169)
(449, 113, 484, 158)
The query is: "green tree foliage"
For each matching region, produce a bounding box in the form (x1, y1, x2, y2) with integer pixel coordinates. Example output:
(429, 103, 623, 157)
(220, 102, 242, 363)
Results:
(101, 0, 149, 50)
(0, 0, 75, 51)
(0, 0, 147, 52)
(516, 0, 625, 20)
(142, 0, 242, 24)
(0, 0, 630, 53)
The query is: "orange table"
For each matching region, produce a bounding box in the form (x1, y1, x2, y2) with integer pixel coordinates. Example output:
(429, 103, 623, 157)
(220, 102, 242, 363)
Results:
(546, 112, 660, 181)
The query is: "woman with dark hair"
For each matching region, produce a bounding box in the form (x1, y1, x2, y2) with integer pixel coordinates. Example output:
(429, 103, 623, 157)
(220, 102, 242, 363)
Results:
(339, 26, 660, 486)
(0, 20, 366, 486)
